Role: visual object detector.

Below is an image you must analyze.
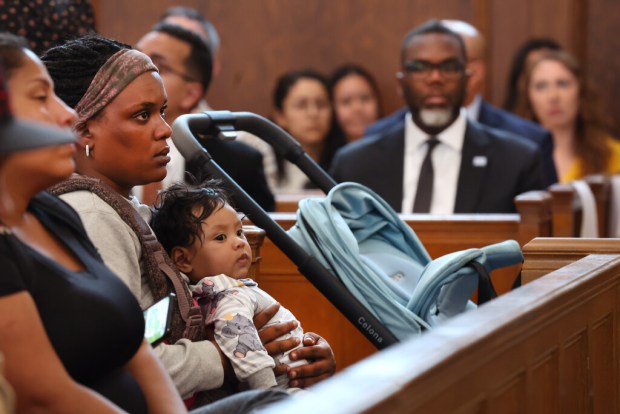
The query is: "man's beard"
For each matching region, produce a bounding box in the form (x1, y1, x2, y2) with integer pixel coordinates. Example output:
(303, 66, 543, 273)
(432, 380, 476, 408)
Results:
(419, 108, 453, 128)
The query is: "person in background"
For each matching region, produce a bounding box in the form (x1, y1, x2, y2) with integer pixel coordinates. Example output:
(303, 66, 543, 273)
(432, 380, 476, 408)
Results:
(272, 69, 345, 192)
(160, 6, 222, 97)
(366, 20, 557, 186)
(0, 33, 186, 413)
(329, 64, 382, 143)
(330, 19, 544, 214)
(514, 50, 620, 182)
(503, 37, 562, 113)
(42, 34, 335, 408)
(134, 22, 275, 211)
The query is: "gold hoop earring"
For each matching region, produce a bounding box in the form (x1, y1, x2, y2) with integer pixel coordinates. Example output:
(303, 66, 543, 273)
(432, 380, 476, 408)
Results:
(85, 144, 90, 158)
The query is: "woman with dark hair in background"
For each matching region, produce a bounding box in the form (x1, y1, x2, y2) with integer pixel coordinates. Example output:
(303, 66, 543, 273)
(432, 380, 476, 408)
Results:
(329, 64, 382, 143)
(503, 37, 562, 113)
(514, 49, 620, 182)
(272, 69, 345, 192)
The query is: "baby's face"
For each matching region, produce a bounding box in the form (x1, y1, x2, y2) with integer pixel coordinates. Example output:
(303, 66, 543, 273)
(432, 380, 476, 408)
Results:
(187, 203, 252, 280)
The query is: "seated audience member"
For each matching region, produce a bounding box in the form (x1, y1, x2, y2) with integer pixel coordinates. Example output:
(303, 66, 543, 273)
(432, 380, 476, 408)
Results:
(272, 69, 345, 192)
(159, 6, 222, 81)
(152, 182, 308, 390)
(366, 20, 557, 186)
(0, 35, 185, 413)
(134, 23, 275, 211)
(330, 20, 544, 214)
(41, 34, 335, 407)
(157, 7, 280, 196)
(503, 37, 562, 113)
(329, 64, 382, 143)
(514, 50, 620, 182)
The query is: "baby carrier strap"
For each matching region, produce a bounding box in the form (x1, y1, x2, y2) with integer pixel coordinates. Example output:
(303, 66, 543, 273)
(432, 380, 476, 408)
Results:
(49, 175, 204, 342)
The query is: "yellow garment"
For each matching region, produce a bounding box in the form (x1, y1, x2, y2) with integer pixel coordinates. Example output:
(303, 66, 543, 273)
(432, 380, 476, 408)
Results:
(560, 138, 620, 183)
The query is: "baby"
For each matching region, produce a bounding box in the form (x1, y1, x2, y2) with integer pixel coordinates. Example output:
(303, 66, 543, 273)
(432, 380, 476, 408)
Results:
(151, 181, 307, 390)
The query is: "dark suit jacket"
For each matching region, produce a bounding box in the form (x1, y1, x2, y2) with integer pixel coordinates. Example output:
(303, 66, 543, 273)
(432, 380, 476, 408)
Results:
(366, 101, 557, 186)
(186, 139, 276, 212)
(331, 120, 545, 213)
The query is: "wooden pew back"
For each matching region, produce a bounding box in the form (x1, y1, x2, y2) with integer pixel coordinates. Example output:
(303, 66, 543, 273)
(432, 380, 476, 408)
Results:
(548, 174, 613, 237)
(264, 253, 620, 414)
(521, 237, 620, 283)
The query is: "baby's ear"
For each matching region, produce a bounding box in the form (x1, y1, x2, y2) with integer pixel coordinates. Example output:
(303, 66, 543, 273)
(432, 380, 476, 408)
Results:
(171, 246, 193, 274)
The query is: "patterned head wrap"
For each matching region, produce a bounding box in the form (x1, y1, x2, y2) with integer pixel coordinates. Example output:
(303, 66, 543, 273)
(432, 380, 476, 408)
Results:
(74, 49, 158, 135)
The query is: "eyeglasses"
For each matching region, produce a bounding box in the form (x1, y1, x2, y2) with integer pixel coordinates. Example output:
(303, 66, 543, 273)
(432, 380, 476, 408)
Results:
(402, 59, 465, 80)
(152, 59, 197, 83)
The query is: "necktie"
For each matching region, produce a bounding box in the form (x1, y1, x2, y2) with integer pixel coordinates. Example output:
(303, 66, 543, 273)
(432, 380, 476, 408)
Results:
(413, 137, 440, 213)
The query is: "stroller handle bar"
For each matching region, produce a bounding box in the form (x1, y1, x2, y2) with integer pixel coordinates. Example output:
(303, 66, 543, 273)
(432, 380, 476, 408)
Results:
(171, 113, 398, 349)
(173, 111, 338, 193)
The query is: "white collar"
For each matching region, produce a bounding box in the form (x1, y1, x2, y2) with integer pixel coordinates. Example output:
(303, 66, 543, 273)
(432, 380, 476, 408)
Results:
(405, 107, 467, 153)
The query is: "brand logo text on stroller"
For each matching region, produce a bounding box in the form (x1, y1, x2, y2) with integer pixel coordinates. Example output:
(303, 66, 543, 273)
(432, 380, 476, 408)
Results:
(358, 317, 383, 343)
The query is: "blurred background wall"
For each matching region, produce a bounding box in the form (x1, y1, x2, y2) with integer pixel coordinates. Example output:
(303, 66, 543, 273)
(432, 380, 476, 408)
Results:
(91, 0, 620, 135)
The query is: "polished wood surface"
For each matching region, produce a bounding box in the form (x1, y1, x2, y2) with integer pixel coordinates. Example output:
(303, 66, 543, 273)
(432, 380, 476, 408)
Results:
(522, 237, 620, 283)
(264, 253, 620, 413)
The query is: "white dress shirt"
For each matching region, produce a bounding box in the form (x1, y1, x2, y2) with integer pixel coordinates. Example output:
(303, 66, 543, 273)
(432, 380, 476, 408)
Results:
(401, 109, 467, 214)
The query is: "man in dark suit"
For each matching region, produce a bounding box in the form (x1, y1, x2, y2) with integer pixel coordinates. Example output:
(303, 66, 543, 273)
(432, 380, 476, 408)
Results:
(330, 20, 544, 214)
(366, 20, 557, 186)
(136, 23, 275, 211)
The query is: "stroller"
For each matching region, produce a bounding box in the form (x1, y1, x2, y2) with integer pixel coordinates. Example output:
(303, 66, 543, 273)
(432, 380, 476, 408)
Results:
(171, 111, 524, 348)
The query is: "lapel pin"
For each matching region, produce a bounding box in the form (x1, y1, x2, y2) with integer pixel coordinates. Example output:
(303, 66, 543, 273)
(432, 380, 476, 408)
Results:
(472, 155, 487, 167)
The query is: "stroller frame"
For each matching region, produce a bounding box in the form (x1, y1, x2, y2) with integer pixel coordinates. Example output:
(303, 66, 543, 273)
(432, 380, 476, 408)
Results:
(172, 111, 399, 349)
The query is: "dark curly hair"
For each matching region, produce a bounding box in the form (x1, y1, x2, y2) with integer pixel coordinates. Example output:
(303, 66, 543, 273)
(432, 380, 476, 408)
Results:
(40, 34, 131, 109)
(151, 180, 231, 255)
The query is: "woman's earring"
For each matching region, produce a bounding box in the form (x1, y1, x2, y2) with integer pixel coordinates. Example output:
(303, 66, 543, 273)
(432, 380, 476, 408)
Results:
(85, 144, 90, 158)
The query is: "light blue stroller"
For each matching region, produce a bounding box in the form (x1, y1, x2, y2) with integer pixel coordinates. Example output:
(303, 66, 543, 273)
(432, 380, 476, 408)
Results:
(288, 182, 523, 341)
(171, 110, 524, 348)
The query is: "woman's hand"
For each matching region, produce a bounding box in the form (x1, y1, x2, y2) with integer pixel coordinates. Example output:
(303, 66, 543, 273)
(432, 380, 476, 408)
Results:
(254, 303, 301, 355)
(253, 304, 336, 388)
(285, 332, 336, 388)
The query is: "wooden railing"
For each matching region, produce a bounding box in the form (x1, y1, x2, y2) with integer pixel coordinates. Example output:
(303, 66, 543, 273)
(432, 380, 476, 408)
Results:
(263, 253, 620, 413)
(521, 237, 620, 283)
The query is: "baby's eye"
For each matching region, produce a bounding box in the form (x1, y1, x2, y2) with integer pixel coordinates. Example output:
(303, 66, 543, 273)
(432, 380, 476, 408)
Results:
(236, 228, 245, 237)
(214, 234, 226, 241)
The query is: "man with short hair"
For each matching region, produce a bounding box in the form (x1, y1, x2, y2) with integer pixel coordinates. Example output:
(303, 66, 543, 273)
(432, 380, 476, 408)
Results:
(135, 23, 275, 211)
(331, 19, 544, 214)
(366, 20, 557, 186)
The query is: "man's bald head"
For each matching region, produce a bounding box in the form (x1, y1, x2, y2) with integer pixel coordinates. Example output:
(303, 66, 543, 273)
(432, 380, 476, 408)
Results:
(441, 20, 486, 105)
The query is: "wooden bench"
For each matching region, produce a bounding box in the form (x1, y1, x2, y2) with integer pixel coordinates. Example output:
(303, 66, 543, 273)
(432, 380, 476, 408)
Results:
(521, 236, 620, 283)
(252, 191, 551, 370)
(264, 252, 620, 413)
(548, 174, 612, 237)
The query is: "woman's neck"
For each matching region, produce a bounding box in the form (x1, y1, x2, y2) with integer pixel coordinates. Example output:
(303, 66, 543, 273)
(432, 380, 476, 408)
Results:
(550, 124, 578, 181)
(75, 167, 132, 199)
(0, 180, 36, 227)
(550, 125, 577, 155)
